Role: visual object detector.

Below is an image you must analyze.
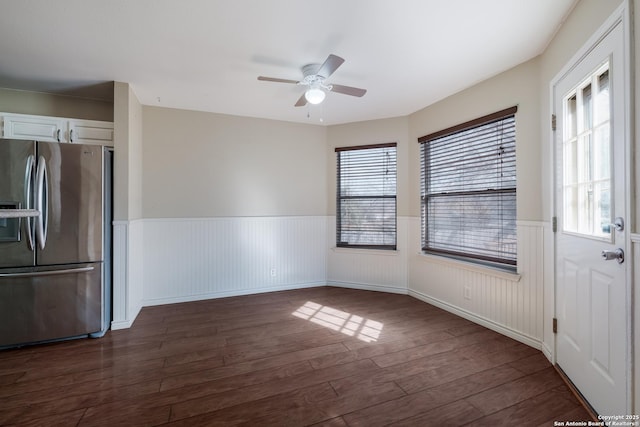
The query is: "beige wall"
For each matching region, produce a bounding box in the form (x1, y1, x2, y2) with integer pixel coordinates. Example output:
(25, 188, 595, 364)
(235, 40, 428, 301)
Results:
(128, 87, 143, 220)
(326, 116, 410, 216)
(113, 82, 143, 221)
(0, 87, 113, 121)
(113, 83, 129, 221)
(408, 57, 542, 221)
(142, 106, 327, 218)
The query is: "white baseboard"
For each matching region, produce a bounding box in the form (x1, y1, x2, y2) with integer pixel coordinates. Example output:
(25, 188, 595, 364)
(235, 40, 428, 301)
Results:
(408, 288, 542, 350)
(542, 341, 554, 364)
(110, 303, 142, 330)
(327, 281, 408, 295)
(111, 319, 134, 330)
(141, 281, 326, 307)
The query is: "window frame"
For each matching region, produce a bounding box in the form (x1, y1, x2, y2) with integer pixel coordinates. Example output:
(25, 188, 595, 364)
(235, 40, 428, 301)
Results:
(335, 142, 397, 250)
(418, 106, 518, 268)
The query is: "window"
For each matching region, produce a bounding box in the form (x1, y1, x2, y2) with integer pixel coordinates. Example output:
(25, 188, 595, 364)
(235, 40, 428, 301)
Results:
(419, 107, 517, 267)
(336, 143, 397, 250)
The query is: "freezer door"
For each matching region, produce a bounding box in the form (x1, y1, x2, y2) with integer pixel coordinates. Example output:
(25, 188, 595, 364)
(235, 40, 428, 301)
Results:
(0, 262, 102, 347)
(37, 141, 104, 265)
(0, 139, 36, 268)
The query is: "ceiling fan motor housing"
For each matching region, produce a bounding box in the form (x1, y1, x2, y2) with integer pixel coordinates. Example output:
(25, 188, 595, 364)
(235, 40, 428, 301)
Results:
(302, 63, 322, 79)
(301, 64, 332, 90)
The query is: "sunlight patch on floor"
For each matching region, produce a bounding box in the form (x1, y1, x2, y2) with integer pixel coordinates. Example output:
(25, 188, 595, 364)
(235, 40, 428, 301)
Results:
(292, 301, 383, 342)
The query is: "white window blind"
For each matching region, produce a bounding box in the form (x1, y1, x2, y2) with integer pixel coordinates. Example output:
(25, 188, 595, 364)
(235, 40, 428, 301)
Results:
(336, 143, 397, 250)
(419, 107, 517, 266)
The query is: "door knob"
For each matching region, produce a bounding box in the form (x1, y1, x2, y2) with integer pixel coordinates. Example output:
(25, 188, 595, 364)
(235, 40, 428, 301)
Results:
(608, 217, 625, 231)
(602, 217, 624, 233)
(602, 248, 624, 264)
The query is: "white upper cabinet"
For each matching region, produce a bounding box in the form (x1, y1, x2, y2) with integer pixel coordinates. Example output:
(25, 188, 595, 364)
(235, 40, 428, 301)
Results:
(1, 113, 113, 146)
(67, 119, 114, 145)
(1, 113, 66, 143)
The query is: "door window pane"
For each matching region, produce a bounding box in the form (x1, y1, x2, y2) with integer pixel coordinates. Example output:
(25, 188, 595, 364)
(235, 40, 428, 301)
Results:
(562, 62, 611, 239)
(595, 70, 610, 125)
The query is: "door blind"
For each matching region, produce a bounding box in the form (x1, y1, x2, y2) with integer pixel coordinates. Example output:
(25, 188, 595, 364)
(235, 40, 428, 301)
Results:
(336, 143, 397, 250)
(419, 107, 517, 266)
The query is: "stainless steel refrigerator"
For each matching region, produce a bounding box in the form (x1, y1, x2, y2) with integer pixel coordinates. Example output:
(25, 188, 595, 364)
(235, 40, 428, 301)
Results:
(0, 138, 112, 348)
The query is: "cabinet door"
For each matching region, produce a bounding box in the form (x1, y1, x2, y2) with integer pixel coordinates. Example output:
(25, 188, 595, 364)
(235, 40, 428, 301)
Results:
(2, 113, 65, 143)
(68, 119, 113, 146)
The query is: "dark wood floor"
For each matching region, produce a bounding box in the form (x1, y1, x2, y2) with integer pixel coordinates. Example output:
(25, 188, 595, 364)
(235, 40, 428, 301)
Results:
(0, 286, 591, 426)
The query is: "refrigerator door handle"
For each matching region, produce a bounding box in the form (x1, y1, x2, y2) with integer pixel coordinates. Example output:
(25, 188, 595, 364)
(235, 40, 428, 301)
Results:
(24, 154, 35, 251)
(0, 209, 40, 219)
(0, 266, 94, 278)
(35, 155, 48, 250)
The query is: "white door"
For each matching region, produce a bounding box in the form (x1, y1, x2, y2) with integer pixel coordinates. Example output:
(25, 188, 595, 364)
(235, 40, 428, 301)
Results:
(554, 16, 629, 415)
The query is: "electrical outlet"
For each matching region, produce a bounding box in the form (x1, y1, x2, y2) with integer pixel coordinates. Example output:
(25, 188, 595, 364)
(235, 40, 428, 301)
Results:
(463, 286, 471, 300)
(270, 268, 277, 277)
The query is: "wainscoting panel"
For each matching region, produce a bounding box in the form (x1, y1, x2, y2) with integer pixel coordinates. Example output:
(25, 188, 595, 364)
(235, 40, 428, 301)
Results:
(408, 218, 545, 348)
(111, 220, 144, 330)
(542, 222, 555, 362)
(633, 233, 640, 415)
(142, 216, 327, 305)
(327, 216, 409, 293)
(111, 221, 128, 329)
(129, 220, 144, 319)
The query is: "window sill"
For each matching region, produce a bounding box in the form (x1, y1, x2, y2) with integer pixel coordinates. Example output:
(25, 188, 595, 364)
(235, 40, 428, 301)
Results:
(416, 252, 521, 282)
(331, 247, 400, 256)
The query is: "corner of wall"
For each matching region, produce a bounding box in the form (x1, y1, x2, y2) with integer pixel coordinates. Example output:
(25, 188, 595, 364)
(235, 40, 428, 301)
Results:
(111, 82, 144, 329)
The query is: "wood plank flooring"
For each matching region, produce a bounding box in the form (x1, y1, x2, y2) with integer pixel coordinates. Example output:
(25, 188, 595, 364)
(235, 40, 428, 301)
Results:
(0, 286, 591, 426)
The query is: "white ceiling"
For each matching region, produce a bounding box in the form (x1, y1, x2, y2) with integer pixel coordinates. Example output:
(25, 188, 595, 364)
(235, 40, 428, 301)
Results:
(0, 0, 577, 125)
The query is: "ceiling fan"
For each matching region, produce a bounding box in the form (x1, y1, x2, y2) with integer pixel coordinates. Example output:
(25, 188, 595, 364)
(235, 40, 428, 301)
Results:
(257, 54, 367, 107)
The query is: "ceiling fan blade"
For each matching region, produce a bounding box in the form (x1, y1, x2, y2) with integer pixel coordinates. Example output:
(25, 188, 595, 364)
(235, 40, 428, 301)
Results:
(316, 54, 344, 78)
(330, 84, 367, 97)
(258, 76, 300, 84)
(294, 93, 307, 107)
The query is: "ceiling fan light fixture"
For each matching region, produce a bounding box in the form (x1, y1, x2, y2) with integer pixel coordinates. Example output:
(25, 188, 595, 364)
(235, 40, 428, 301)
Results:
(305, 86, 325, 105)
